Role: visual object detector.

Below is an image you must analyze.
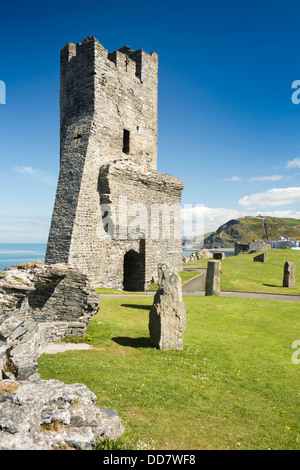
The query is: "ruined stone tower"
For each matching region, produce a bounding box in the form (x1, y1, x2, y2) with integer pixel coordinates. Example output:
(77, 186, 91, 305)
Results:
(46, 36, 184, 289)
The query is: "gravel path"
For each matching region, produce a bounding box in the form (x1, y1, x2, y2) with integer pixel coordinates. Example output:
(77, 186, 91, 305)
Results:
(42, 343, 94, 354)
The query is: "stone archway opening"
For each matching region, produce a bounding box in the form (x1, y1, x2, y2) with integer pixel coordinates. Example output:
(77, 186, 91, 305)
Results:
(123, 249, 145, 291)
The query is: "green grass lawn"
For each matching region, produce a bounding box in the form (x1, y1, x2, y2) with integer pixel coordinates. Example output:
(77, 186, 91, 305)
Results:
(179, 270, 202, 284)
(38, 295, 300, 450)
(95, 287, 144, 295)
(95, 271, 201, 294)
(185, 249, 300, 295)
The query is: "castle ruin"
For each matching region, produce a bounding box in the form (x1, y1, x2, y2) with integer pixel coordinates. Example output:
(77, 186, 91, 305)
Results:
(46, 36, 184, 290)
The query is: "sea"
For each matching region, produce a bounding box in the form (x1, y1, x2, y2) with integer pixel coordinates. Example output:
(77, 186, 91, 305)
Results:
(0, 245, 223, 271)
(0, 243, 47, 271)
(182, 250, 194, 257)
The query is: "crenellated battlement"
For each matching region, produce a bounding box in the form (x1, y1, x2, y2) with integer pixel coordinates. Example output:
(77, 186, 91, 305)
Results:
(60, 36, 158, 170)
(60, 36, 157, 83)
(108, 46, 158, 82)
(60, 36, 100, 65)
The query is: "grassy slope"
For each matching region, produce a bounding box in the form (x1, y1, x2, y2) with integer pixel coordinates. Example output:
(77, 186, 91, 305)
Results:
(203, 216, 300, 248)
(185, 248, 300, 295)
(38, 295, 300, 450)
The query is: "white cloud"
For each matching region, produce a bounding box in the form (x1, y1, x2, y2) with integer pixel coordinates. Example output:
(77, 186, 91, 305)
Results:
(286, 158, 300, 169)
(12, 166, 57, 186)
(182, 205, 249, 237)
(220, 176, 242, 182)
(238, 187, 300, 208)
(249, 175, 283, 182)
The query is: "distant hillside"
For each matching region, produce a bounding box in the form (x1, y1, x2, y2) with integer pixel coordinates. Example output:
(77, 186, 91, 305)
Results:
(202, 216, 300, 248)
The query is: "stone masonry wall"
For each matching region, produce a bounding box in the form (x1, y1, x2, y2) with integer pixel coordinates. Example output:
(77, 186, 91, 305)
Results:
(46, 37, 184, 288)
(0, 263, 125, 450)
(63, 159, 183, 288)
(0, 263, 100, 381)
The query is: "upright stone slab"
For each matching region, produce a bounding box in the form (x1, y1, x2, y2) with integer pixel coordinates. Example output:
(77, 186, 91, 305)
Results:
(253, 253, 268, 263)
(283, 261, 296, 288)
(149, 264, 186, 350)
(213, 252, 225, 260)
(205, 260, 221, 296)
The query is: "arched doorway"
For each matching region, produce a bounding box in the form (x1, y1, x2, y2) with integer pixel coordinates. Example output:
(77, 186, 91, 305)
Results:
(123, 249, 145, 291)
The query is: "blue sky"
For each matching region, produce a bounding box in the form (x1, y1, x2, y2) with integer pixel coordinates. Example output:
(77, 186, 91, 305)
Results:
(1, 0, 300, 241)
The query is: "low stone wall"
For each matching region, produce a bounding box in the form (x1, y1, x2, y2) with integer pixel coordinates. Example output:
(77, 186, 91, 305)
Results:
(235, 240, 270, 255)
(0, 262, 100, 381)
(182, 249, 212, 263)
(0, 262, 125, 449)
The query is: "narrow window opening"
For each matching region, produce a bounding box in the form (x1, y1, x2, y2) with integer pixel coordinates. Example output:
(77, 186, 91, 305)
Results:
(73, 127, 82, 147)
(123, 129, 130, 154)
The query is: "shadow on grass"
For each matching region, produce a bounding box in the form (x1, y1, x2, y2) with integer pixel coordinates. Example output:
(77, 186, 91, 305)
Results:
(121, 304, 152, 310)
(263, 283, 282, 288)
(112, 336, 153, 348)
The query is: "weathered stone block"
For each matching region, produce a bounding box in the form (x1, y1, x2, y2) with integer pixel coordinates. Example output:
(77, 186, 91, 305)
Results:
(182, 249, 212, 263)
(149, 264, 186, 350)
(248, 240, 270, 254)
(205, 260, 221, 296)
(0, 263, 100, 381)
(0, 264, 125, 451)
(283, 261, 296, 288)
(253, 253, 268, 263)
(213, 252, 225, 260)
(0, 380, 124, 450)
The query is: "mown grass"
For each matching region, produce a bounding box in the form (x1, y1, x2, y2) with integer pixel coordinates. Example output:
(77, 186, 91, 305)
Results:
(38, 295, 300, 450)
(146, 270, 201, 291)
(95, 271, 201, 294)
(179, 270, 202, 284)
(95, 287, 143, 295)
(185, 249, 300, 295)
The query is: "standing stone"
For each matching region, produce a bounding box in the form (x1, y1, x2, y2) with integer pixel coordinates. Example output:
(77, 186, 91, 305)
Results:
(205, 260, 221, 296)
(213, 252, 225, 260)
(149, 264, 186, 350)
(253, 253, 268, 263)
(283, 261, 296, 288)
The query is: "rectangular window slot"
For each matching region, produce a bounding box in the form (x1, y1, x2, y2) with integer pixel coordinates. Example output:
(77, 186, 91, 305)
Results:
(123, 129, 130, 154)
